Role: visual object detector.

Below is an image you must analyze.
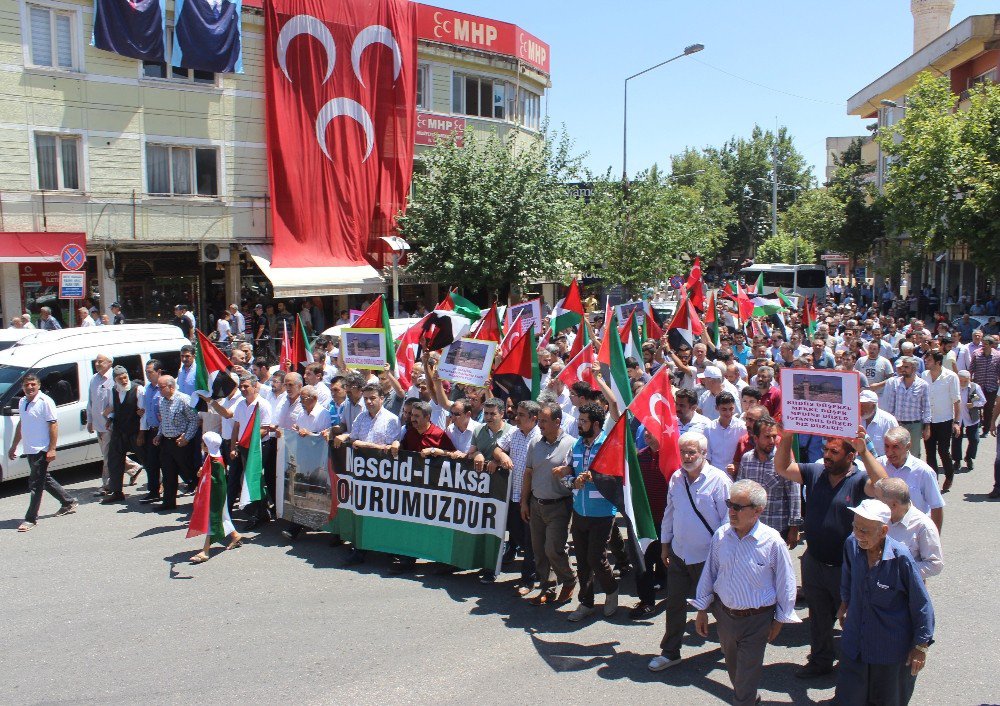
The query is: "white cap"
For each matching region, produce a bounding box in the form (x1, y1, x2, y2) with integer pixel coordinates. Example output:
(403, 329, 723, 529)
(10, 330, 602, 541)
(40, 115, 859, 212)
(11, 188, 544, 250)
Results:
(699, 366, 723, 380)
(849, 498, 891, 525)
(860, 390, 878, 404)
(203, 431, 223, 457)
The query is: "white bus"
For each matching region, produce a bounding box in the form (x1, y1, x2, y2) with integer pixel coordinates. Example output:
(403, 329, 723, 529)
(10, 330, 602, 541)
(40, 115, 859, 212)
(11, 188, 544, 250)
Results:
(740, 263, 827, 301)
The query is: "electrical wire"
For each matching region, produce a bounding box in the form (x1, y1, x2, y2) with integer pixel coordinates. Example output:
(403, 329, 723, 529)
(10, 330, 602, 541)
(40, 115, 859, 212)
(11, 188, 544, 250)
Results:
(692, 58, 843, 107)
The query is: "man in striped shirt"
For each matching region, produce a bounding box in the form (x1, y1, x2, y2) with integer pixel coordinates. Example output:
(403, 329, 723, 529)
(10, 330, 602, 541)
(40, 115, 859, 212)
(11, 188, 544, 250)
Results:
(880, 357, 931, 459)
(969, 335, 1000, 432)
(494, 401, 541, 593)
(737, 416, 801, 549)
(691, 479, 800, 706)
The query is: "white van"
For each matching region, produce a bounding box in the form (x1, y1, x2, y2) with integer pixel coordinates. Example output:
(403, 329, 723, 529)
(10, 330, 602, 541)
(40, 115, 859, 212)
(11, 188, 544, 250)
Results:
(0, 324, 190, 482)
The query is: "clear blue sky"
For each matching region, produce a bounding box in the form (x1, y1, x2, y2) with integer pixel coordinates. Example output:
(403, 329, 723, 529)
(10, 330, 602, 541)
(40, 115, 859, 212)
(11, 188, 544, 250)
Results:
(459, 0, 998, 181)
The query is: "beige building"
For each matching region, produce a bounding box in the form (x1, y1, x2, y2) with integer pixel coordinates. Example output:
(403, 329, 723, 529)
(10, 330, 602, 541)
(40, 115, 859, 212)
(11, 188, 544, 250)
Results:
(0, 0, 550, 326)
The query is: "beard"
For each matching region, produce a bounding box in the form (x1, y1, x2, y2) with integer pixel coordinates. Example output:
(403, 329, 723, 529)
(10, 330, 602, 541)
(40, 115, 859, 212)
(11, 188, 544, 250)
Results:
(681, 458, 704, 473)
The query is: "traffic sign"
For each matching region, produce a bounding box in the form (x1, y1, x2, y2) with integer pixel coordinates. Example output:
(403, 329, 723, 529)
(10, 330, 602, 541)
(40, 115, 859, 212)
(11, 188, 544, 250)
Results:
(60, 243, 85, 271)
(669, 275, 683, 290)
(58, 270, 85, 299)
(821, 253, 846, 261)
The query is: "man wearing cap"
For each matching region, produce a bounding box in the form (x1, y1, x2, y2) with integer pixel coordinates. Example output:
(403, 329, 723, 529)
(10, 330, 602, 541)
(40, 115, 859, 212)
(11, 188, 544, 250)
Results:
(101, 365, 145, 502)
(920, 350, 960, 490)
(881, 357, 931, 459)
(953, 370, 984, 471)
(87, 354, 115, 494)
(877, 477, 944, 581)
(697, 366, 741, 421)
(836, 498, 934, 706)
(691, 479, 800, 706)
(775, 424, 888, 679)
(110, 303, 125, 325)
(861, 389, 898, 456)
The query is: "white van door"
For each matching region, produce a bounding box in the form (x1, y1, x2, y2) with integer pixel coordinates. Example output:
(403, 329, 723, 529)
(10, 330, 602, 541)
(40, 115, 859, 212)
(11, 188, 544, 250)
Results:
(36, 360, 94, 471)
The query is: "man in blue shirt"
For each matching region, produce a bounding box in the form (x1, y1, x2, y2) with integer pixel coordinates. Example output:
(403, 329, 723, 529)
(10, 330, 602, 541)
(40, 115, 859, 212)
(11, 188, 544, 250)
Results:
(176, 345, 197, 397)
(566, 403, 617, 622)
(138, 359, 164, 504)
(836, 498, 934, 706)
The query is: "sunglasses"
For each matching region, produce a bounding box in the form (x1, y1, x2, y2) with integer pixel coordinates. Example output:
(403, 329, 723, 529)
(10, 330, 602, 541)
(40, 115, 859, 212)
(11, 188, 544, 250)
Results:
(725, 499, 754, 512)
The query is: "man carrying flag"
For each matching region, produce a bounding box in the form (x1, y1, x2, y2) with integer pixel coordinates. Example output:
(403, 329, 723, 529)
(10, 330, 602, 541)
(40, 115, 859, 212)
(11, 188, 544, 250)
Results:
(231, 373, 274, 530)
(188, 431, 242, 564)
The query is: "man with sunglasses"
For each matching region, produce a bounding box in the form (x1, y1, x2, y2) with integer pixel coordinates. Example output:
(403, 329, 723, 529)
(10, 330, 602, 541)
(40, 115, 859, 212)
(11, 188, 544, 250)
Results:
(691, 479, 800, 706)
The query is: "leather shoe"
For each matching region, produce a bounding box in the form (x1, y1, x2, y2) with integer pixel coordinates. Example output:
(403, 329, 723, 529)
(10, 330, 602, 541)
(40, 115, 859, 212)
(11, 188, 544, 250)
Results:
(528, 590, 555, 605)
(795, 662, 834, 679)
(138, 494, 161, 504)
(629, 602, 656, 620)
(100, 492, 126, 504)
(554, 582, 576, 605)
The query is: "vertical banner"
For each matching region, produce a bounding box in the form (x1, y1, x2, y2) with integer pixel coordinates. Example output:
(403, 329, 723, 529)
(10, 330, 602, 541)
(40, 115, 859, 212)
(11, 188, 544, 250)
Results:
(173, 0, 244, 74)
(264, 0, 417, 268)
(278, 435, 510, 572)
(92, 0, 167, 62)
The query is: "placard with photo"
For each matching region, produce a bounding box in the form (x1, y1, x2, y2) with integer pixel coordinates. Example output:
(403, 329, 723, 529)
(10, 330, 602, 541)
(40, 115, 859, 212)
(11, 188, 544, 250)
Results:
(341, 327, 387, 369)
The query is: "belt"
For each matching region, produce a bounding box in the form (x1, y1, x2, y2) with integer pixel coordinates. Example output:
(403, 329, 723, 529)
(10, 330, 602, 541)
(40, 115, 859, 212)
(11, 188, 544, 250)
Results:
(898, 420, 921, 425)
(716, 599, 775, 618)
(533, 496, 571, 505)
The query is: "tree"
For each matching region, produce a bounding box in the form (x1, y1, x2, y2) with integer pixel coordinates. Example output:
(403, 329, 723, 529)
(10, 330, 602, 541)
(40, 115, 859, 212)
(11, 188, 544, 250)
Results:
(756, 232, 816, 264)
(398, 125, 582, 298)
(825, 138, 884, 274)
(779, 188, 844, 259)
(575, 165, 728, 295)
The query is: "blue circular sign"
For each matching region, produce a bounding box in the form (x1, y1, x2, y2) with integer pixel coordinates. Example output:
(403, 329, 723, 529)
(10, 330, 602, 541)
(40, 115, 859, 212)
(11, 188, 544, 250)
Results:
(61, 244, 85, 271)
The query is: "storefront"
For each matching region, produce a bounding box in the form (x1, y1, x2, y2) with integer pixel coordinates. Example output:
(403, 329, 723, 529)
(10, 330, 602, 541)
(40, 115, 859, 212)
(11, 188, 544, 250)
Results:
(0, 232, 87, 328)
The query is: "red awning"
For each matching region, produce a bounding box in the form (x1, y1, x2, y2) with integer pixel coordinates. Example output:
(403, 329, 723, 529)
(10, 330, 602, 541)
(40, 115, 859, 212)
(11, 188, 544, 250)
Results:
(0, 232, 86, 264)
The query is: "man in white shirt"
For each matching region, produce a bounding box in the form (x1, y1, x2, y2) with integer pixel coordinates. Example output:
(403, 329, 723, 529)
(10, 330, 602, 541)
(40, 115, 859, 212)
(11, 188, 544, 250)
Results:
(878, 478, 943, 581)
(303, 363, 332, 407)
(274, 372, 305, 432)
(229, 303, 246, 337)
(650, 431, 732, 671)
(10, 373, 76, 531)
(216, 310, 233, 343)
(78, 306, 95, 327)
(880, 427, 945, 532)
(444, 397, 482, 455)
(705, 392, 746, 474)
(230, 374, 274, 528)
(336, 383, 400, 451)
(697, 366, 741, 421)
(292, 385, 332, 437)
(921, 350, 960, 491)
(675, 388, 710, 437)
(87, 354, 115, 494)
(861, 389, 898, 456)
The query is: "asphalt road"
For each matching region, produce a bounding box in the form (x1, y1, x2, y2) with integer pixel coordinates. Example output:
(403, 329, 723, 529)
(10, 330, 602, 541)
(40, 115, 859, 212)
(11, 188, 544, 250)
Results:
(2, 443, 999, 706)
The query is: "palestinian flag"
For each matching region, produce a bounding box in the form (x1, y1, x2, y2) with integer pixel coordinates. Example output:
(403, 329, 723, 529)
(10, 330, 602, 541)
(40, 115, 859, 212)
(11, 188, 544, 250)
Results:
(751, 297, 783, 318)
(598, 312, 633, 366)
(194, 329, 237, 410)
(626, 311, 643, 361)
(353, 295, 397, 371)
(559, 344, 598, 391)
(666, 296, 704, 351)
(421, 309, 472, 351)
(291, 313, 313, 369)
(187, 455, 235, 542)
(804, 296, 818, 338)
(471, 302, 501, 343)
(605, 314, 633, 412)
(747, 271, 764, 295)
(705, 290, 720, 348)
(568, 321, 591, 359)
(685, 256, 705, 311)
(395, 314, 431, 389)
(720, 280, 737, 301)
(776, 288, 796, 309)
(237, 402, 266, 509)
(643, 301, 663, 341)
(551, 278, 585, 333)
(448, 291, 481, 323)
(493, 323, 539, 404)
(590, 412, 657, 573)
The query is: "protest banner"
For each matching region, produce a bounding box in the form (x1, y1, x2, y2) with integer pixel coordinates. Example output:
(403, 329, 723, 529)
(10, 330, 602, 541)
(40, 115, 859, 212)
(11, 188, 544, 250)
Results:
(779, 368, 861, 439)
(615, 300, 645, 327)
(505, 298, 543, 334)
(341, 327, 387, 369)
(277, 435, 510, 572)
(438, 337, 497, 388)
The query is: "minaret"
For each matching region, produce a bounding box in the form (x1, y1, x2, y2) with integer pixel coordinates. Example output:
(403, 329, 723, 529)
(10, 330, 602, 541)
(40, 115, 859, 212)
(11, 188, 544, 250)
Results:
(911, 0, 955, 52)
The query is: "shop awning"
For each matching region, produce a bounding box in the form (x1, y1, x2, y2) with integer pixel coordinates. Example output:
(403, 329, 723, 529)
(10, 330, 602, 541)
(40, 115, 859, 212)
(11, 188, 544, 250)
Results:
(246, 244, 384, 298)
(0, 232, 86, 263)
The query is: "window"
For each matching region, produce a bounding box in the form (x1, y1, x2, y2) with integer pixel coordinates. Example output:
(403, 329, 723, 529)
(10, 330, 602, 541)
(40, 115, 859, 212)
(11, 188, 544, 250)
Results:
(416, 64, 429, 109)
(38, 363, 79, 406)
(142, 29, 215, 84)
(517, 88, 540, 130)
(109, 355, 143, 382)
(146, 144, 219, 197)
(27, 4, 77, 70)
(35, 133, 81, 191)
(452, 73, 514, 119)
(968, 69, 997, 90)
(151, 350, 181, 376)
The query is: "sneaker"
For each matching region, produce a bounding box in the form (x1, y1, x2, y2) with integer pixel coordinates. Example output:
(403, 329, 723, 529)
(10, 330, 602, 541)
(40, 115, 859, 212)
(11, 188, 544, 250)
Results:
(603, 591, 619, 617)
(55, 501, 78, 517)
(628, 602, 656, 620)
(567, 604, 595, 622)
(648, 655, 682, 672)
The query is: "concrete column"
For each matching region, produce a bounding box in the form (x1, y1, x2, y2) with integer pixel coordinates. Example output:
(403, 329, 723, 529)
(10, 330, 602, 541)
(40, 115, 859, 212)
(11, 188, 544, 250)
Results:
(224, 256, 240, 308)
(0, 263, 21, 327)
(95, 250, 118, 313)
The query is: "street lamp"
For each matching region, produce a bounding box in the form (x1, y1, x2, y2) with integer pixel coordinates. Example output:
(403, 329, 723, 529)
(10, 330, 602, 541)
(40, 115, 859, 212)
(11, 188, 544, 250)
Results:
(622, 44, 704, 183)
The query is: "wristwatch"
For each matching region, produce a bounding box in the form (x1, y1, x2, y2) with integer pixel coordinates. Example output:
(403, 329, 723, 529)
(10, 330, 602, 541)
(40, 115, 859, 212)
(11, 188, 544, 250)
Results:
(913, 644, 929, 654)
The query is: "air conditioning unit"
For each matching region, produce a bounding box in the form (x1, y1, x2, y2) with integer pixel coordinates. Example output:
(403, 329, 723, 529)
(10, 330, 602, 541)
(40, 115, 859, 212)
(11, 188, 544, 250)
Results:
(201, 244, 231, 263)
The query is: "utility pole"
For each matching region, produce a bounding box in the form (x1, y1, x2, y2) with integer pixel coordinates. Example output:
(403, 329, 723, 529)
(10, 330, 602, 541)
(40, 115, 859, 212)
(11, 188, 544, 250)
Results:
(771, 144, 779, 240)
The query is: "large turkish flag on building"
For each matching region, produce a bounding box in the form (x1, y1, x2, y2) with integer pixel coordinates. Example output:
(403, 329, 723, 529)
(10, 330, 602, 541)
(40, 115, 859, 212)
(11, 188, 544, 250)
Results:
(265, 0, 416, 268)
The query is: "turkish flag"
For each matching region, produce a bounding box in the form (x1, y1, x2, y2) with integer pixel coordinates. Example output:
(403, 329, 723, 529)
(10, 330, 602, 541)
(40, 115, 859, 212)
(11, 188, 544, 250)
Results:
(559, 345, 598, 391)
(628, 366, 681, 478)
(265, 0, 417, 268)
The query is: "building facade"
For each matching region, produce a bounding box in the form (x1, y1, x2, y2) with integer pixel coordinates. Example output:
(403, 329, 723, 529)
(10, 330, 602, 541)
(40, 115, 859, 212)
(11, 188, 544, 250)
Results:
(0, 0, 550, 327)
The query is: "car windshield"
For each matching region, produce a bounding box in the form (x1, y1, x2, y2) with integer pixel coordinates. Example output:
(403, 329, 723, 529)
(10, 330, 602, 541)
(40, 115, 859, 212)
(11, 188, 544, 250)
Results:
(0, 341, 17, 351)
(0, 365, 27, 404)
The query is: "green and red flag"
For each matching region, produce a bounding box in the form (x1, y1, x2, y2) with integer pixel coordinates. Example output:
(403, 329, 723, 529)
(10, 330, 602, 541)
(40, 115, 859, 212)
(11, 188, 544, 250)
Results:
(237, 401, 266, 508)
(471, 302, 501, 343)
(705, 290, 720, 348)
(606, 314, 634, 412)
(193, 329, 237, 410)
(568, 321, 591, 359)
(551, 278, 585, 333)
(642, 300, 663, 341)
(493, 323, 540, 404)
(187, 455, 236, 542)
(353, 294, 397, 371)
(590, 412, 657, 572)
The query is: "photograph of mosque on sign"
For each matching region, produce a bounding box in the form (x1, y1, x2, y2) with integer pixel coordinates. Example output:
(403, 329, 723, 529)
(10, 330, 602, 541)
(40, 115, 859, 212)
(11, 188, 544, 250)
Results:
(779, 368, 861, 439)
(438, 338, 497, 388)
(342, 328, 386, 369)
(791, 373, 844, 404)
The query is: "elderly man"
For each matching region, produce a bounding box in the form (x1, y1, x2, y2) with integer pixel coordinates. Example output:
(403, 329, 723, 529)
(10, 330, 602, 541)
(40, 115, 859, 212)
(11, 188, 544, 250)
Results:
(521, 402, 577, 607)
(921, 350, 960, 491)
(102, 365, 145, 503)
(279, 384, 331, 541)
(953, 369, 985, 471)
(881, 357, 931, 459)
(38, 306, 61, 331)
(836, 499, 934, 706)
(153, 375, 200, 511)
(649, 431, 732, 671)
(880, 427, 945, 531)
(697, 366, 741, 420)
(230, 374, 274, 529)
(691, 479, 800, 706)
(877, 478, 943, 580)
(737, 416, 801, 549)
(775, 424, 888, 679)
(275, 373, 305, 432)
(86, 354, 115, 495)
(862, 389, 898, 456)
(444, 398, 481, 455)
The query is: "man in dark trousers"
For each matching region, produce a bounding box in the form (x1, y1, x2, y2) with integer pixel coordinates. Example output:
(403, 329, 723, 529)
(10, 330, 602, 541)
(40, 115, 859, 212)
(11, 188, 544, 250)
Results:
(152, 375, 200, 511)
(102, 365, 145, 502)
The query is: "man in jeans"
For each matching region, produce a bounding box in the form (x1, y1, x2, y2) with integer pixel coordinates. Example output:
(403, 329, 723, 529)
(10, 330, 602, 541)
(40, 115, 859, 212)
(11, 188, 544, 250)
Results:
(10, 373, 77, 531)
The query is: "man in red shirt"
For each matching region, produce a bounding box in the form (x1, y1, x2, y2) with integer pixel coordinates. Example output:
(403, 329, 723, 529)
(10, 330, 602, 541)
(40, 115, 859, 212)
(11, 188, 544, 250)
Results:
(756, 366, 782, 421)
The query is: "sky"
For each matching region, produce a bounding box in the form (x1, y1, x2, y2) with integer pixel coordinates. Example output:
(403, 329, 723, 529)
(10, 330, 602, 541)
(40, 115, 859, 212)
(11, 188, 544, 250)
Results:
(455, 0, 999, 181)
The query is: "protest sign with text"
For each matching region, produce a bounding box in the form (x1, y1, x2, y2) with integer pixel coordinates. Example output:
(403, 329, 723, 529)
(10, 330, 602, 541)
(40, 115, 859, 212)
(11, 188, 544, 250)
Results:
(341, 327, 387, 369)
(438, 337, 497, 388)
(505, 298, 543, 334)
(779, 368, 861, 439)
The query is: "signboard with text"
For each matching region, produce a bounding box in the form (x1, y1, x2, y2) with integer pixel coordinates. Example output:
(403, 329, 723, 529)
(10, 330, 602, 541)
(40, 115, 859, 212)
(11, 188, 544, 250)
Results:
(416, 112, 466, 147)
(58, 270, 85, 299)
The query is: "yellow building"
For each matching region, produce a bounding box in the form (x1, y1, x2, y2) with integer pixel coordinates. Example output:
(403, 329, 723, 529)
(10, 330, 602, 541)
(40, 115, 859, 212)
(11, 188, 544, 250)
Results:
(0, 0, 550, 326)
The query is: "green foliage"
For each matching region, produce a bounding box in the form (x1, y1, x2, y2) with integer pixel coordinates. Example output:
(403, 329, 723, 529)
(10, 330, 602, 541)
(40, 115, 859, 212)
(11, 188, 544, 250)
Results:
(825, 138, 884, 261)
(779, 188, 844, 257)
(398, 124, 582, 297)
(756, 232, 816, 264)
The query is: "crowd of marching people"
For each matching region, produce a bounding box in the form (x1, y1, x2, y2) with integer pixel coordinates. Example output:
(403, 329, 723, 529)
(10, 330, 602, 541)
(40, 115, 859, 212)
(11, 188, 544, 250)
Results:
(15, 273, 997, 706)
